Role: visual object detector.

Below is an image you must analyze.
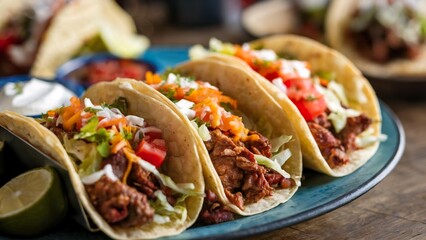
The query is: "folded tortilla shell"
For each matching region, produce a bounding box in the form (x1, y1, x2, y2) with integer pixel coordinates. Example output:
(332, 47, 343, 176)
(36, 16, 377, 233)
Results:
(326, 0, 426, 79)
(0, 81, 204, 239)
(203, 35, 381, 176)
(31, 0, 147, 79)
(116, 57, 303, 215)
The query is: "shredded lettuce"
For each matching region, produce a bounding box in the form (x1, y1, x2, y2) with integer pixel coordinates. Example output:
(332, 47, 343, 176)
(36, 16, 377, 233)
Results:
(254, 153, 291, 179)
(73, 116, 112, 157)
(355, 128, 388, 148)
(270, 135, 292, 153)
(272, 148, 292, 167)
(137, 159, 202, 196)
(190, 120, 211, 141)
(316, 84, 360, 133)
(63, 137, 103, 177)
(328, 81, 348, 106)
(151, 191, 188, 225)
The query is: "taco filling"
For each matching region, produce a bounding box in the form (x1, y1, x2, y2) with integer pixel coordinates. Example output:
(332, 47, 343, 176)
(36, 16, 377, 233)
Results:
(145, 72, 296, 213)
(38, 96, 199, 227)
(194, 39, 379, 169)
(345, 0, 426, 63)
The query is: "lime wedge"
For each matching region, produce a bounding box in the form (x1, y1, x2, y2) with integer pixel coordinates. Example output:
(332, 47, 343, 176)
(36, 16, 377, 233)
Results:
(0, 167, 68, 237)
(100, 25, 150, 58)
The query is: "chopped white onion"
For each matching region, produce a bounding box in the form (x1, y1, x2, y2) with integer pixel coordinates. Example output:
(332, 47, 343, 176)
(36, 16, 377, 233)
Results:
(126, 115, 145, 127)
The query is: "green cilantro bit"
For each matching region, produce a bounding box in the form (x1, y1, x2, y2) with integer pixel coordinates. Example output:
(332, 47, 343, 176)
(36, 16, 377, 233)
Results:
(306, 95, 318, 101)
(160, 88, 177, 101)
(193, 117, 208, 127)
(120, 126, 133, 140)
(314, 70, 336, 82)
(277, 52, 296, 60)
(220, 102, 233, 112)
(251, 43, 264, 50)
(254, 59, 272, 67)
(109, 97, 128, 115)
(186, 88, 195, 96)
(84, 107, 101, 114)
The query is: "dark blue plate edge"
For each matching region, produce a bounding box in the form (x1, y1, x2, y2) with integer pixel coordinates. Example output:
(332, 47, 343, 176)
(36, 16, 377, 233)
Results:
(192, 100, 405, 240)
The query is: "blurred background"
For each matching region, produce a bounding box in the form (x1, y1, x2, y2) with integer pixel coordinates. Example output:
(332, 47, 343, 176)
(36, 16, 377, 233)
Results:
(117, 0, 328, 45)
(1, 0, 425, 97)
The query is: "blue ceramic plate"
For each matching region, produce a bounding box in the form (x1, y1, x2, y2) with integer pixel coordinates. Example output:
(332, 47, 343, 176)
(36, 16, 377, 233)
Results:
(1, 98, 402, 240)
(0, 48, 405, 239)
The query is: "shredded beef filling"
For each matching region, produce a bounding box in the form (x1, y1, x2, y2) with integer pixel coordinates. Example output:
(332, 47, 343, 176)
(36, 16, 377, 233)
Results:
(308, 112, 372, 168)
(100, 151, 128, 180)
(347, 11, 422, 63)
(199, 190, 234, 224)
(85, 176, 154, 227)
(308, 121, 349, 168)
(205, 129, 293, 210)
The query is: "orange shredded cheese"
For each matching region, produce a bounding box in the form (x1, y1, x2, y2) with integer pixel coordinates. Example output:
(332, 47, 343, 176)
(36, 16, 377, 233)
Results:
(122, 147, 139, 183)
(145, 72, 254, 142)
(97, 117, 127, 129)
(145, 71, 162, 85)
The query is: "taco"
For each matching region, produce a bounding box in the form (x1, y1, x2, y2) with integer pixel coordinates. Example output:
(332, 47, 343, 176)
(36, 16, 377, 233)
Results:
(0, 0, 67, 76)
(0, 81, 204, 239)
(191, 35, 385, 177)
(28, 0, 149, 79)
(326, 0, 426, 79)
(117, 58, 302, 218)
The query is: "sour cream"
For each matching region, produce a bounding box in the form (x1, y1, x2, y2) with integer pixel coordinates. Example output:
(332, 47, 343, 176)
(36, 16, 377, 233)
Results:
(0, 78, 76, 116)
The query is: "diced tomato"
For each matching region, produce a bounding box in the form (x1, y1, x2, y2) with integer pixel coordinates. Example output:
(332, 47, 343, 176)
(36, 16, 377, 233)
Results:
(285, 78, 326, 121)
(0, 31, 19, 52)
(87, 60, 149, 85)
(120, 61, 146, 80)
(135, 138, 167, 168)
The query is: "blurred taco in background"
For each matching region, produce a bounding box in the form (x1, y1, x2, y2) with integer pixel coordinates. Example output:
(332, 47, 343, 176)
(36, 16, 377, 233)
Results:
(0, 80, 204, 239)
(326, 0, 426, 78)
(31, 0, 149, 79)
(190, 35, 385, 177)
(119, 57, 302, 218)
(0, 0, 67, 76)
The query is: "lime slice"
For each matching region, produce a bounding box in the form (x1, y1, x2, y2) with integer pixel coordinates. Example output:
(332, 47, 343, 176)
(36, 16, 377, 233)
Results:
(100, 25, 150, 58)
(0, 167, 68, 236)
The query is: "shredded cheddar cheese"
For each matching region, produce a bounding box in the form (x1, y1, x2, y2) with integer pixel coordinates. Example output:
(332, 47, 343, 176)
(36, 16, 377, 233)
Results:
(145, 72, 255, 142)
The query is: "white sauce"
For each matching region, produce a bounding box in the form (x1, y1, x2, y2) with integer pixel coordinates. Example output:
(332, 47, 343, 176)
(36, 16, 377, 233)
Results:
(0, 78, 76, 116)
(81, 164, 118, 185)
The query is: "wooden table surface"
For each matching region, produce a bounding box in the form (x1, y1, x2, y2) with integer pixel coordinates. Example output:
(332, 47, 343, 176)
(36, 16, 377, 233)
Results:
(145, 20, 426, 239)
